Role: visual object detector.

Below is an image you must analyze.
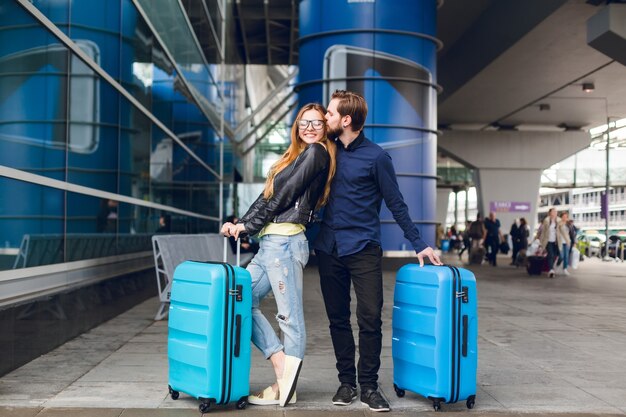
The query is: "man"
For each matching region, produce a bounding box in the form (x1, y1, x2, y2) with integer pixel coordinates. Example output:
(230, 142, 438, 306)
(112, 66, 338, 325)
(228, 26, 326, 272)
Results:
(458, 220, 472, 261)
(314, 90, 441, 412)
(509, 219, 521, 266)
(566, 218, 577, 256)
(468, 213, 485, 248)
(467, 213, 486, 265)
(483, 211, 502, 266)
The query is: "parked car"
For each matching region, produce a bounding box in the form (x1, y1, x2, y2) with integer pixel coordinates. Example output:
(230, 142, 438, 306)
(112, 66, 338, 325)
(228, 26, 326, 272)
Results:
(604, 234, 626, 259)
(576, 233, 606, 258)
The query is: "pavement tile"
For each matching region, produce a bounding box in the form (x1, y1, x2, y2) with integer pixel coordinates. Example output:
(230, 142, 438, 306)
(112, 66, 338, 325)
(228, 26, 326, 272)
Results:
(561, 371, 626, 389)
(582, 388, 626, 408)
(119, 409, 204, 417)
(43, 382, 167, 408)
(0, 381, 69, 407)
(37, 408, 123, 417)
(1, 255, 626, 415)
(0, 407, 42, 417)
(284, 411, 365, 417)
(479, 384, 622, 413)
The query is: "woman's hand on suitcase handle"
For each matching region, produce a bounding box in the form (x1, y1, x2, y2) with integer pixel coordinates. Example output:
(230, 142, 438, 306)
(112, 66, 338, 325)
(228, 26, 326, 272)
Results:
(417, 246, 443, 267)
(221, 222, 246, 239)
(220, 222, 234, 237)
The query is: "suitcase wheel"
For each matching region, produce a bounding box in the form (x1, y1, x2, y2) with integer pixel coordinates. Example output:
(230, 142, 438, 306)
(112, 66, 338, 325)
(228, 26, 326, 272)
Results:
(168, 385, 179, 400)
(393, 383, 405, 398)
(199, 401, 211, 413)
(466, 395, 476, 409)
(236, 397, 248, 410)
(428, 396, 444, 411)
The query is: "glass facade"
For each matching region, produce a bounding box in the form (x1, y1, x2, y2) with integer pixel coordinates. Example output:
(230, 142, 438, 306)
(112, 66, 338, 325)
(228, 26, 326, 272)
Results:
(0, 0, 239, 272)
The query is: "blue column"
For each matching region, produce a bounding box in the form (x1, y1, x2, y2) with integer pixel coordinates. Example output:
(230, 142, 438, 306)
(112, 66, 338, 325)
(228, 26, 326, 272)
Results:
(298, 0, 440, 250)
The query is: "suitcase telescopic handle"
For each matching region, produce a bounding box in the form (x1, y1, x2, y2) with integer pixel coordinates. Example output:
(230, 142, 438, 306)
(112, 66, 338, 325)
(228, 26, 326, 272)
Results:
(223, 236, 241, 266)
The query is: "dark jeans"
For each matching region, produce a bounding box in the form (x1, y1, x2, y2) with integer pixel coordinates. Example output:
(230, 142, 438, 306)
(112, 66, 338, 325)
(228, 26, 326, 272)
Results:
(511, 242, 520, 264)
(458, 239, 470, 257)
(317, 243, 383, 390)
(546, 242, 559, 271)
(485, 236, 499, 265)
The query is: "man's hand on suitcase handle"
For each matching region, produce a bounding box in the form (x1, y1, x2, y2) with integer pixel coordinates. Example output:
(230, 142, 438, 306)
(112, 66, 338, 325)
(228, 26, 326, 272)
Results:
(220, 222, 246, 240)
(417, 246, 443, 267)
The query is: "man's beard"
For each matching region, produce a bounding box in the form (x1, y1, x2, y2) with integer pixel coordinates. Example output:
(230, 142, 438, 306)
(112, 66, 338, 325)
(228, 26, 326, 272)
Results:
(327, 124, 343, 140)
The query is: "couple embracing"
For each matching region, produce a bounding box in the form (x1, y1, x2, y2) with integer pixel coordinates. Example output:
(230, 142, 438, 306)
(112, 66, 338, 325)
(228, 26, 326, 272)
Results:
(221, 90, 441, 411)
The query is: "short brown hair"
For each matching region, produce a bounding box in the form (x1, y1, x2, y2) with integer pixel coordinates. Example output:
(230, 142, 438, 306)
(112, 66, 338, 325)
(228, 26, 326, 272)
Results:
(331, 90, 368, 132)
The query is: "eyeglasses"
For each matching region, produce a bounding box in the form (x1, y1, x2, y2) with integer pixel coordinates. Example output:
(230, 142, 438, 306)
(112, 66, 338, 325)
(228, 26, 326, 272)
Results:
(297, 119, 325, 130)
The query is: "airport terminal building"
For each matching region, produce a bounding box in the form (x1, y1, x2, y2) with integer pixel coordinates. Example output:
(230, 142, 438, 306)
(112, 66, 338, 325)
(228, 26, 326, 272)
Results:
(1, 2, 626, 412)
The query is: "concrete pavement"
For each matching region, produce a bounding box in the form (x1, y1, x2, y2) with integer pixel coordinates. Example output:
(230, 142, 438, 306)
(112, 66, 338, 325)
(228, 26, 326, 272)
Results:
(1, 253, 625, 416)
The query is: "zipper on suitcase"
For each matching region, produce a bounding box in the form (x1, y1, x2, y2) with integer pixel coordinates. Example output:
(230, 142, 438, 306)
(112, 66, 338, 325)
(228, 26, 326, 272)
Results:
(455, 266, 462, 403)
(221, 263, 232, 404)
(448, 265, 457, 403)
(196, 261, 238, 405)
(447, 266, 464, 404)
(225, 263, 237, 404)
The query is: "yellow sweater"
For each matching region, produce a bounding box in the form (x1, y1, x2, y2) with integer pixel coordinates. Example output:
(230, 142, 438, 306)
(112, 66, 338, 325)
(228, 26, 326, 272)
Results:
(258, 222, 305, 237)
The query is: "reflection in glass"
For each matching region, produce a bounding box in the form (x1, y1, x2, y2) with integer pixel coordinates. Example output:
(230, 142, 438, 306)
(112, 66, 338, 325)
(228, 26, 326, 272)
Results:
(135, 0, 220, 101)
(1, 0, 229, 271)
(0, 177, 64, 270)
(180, 0, 222, 64)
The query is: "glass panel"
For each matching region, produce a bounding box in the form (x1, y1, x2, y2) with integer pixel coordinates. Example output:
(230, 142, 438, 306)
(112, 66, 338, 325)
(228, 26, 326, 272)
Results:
(120, 98, 151, 201)
(2, 0, 226, 264)
(65, 194, 151, 259)
(0, 177, 64, 271)
(68, 1, 122, 79)
(0, 3, 68, 181)
(66, 62, 120, 193)
(207, 0, 224, 48)
(135, 0, 220, 98)
(30, 0, 70, 35)
(181, 0, 222, 64)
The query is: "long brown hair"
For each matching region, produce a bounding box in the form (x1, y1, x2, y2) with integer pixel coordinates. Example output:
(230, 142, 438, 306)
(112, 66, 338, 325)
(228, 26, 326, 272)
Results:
(263, 103, 336, 209)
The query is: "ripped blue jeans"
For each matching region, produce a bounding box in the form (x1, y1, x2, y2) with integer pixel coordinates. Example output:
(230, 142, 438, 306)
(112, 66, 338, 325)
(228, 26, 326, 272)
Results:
(247, 232, 309, 359)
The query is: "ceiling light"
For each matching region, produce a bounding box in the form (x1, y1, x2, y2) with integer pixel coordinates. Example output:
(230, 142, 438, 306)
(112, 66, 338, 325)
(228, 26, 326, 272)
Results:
(582, 82, 595, 93)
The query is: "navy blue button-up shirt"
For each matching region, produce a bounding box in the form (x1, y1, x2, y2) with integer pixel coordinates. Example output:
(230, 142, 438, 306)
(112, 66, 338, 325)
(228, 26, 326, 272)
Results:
(314, 132, 428, 257)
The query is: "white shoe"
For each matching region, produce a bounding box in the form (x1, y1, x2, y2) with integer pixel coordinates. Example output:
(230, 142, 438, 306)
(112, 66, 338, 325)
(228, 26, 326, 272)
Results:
(563, 269, 570, 276)
(277, 355, 302, 407)
(549, 269, 555, 278)
(248, 385, 296, 405)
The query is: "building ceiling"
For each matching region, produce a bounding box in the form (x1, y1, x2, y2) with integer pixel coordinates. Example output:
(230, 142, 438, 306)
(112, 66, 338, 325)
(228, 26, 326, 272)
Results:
(437, 0, 626, 132)
(231, 0, 297, 65)
(211, 0, 626, 132)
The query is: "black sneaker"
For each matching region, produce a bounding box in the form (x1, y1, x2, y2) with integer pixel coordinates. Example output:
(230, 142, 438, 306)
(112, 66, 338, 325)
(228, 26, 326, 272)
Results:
(332, 383, 357, 406)
(360, 388, 390, 412)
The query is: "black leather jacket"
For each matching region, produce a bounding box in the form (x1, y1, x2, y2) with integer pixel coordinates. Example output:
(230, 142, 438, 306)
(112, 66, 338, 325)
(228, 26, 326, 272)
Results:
(241, 143, 330, 236)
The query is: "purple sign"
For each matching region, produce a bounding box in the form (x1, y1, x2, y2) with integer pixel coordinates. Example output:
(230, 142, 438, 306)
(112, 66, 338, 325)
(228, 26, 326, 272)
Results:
(490, 201, 531, 213)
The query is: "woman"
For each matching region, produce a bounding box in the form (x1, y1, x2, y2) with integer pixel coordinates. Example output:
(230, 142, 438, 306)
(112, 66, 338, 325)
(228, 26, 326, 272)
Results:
(539, 208, 568, 277)
(221, 103, 336, 407)
(558, 212, 572, 275)
(519, 217, 529, 251)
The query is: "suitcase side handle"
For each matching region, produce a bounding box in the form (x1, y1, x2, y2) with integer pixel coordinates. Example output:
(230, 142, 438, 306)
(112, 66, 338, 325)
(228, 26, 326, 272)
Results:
(462, 314, 468, 357)
(234, 314, 242, 357)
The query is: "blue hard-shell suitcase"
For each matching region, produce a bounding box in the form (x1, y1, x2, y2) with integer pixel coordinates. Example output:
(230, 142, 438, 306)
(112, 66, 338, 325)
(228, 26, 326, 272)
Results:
(167, 240, 252, 413)
(392, 265, 477, 411)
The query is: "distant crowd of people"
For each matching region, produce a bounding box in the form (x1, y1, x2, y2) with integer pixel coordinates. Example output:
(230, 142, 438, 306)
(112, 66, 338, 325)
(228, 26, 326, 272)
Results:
(442, 208, 578, 277)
